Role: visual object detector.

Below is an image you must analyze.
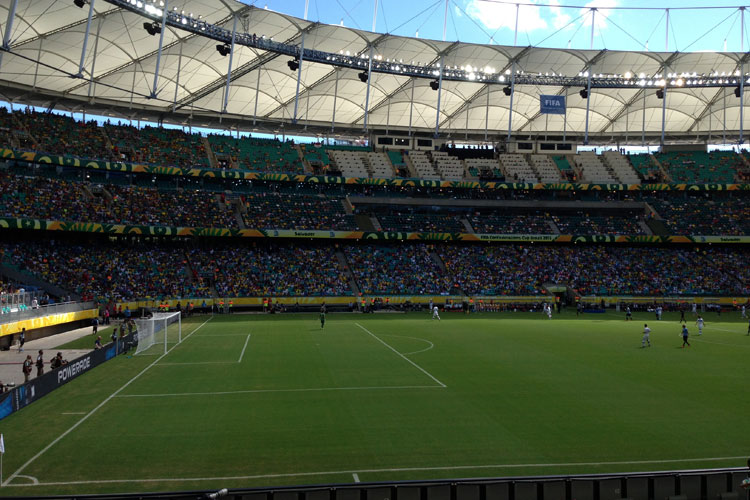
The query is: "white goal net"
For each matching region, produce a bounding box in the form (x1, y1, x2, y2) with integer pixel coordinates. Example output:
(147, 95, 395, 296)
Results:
(134, 312, 182, 355)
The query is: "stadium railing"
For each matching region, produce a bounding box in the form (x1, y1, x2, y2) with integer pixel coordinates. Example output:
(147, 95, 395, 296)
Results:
(0, 300, 96, 325)
(15, 466, 750, 500)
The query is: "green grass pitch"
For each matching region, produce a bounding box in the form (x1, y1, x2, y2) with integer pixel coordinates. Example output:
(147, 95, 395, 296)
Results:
(2, 310, 749, 496)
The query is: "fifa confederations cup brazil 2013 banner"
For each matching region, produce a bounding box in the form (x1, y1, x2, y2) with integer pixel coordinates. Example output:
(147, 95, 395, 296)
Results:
(1, 217, 750, 243)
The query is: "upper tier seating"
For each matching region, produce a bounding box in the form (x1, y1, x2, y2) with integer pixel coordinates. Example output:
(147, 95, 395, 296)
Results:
(529, 155, 562, 183)
(574, 152, 618, 183)
(499, 154, 538, 183)
(431, 151, 464, 181)
(601, 151, 640, 184)
(407, 151, 440, 180)
(330, 150, 369, 178)
(654, 151, 741, 183)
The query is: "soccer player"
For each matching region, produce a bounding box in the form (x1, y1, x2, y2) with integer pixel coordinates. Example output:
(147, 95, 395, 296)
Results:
(680, 325, 690, 348)
(432, 305, 440, 321)
(695, 315, 704, 336)
(679, 309, 686, 324)
(625, 306, 632, 321)
(641, 324, 651, 347)
(319, 310, 325, 329)
(742, 305, 747, 319)
(544, 303, 552, 319)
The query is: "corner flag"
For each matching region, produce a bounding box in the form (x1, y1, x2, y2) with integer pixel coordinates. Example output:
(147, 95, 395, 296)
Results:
(0, 433, 5, 454)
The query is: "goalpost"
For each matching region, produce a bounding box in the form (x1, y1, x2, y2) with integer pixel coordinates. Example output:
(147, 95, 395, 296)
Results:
(134, 312, 182, 355)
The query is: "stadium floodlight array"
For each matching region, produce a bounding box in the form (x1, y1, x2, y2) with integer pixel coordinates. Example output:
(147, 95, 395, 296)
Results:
(107, 0, 750, 90)
(134, 311, 182, 356)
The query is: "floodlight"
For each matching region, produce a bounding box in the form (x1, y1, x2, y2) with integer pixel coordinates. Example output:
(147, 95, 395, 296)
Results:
(656, 89, 664, 99)
(216, 44, 231, 57)
(287, 59, 299, 71)
(579, 89, 588, 99)
(358, 71, 368, 83)
(73, 0, 86, 7)
(502, 86, 512, 96)
(429, 80, 439, 91)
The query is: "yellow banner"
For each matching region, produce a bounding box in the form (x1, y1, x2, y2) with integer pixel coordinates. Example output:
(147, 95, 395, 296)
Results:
(0, 309, 98, 337)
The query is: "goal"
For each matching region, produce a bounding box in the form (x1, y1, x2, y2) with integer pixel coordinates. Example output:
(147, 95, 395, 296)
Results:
(134, 312, 182, 355)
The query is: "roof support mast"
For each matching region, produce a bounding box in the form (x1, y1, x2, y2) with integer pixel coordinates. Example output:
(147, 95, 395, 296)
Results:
(76, 0, 96, 78)
(150, 0, 167, 98)
(331, 69, 339, 132)
(87, 15, 105, 99)
(223, 14, 237, 113)
(433, 0, 449, 138)
(740, 7, 745, 145)
(435, 55, 444, 137)
(172, 38, 184, 112)
(583, 8, 595, 145)
(507, 3, 520, 142)
(363, 45, 374, 131)
(253, 67, 261, 125)
(292, 31, 305, 122)
(0, 0, 19, 72)
(660, 9, 669, 148)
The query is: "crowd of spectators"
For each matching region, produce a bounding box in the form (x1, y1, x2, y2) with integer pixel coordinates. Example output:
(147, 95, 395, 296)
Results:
(439, 244, 749, 296)
(108, 185, 238, 228)
(646, 195, 750, 235)
(0, 171, 108, 222)
(186, 244, 349, 296)
(12, 109, 112, 160)
(105, 123, 209, 168)
(1, 239, 748, 299)
(551, 214, 646, 235)
(345, 244, 455, 295)
(240, 192, 356, 230)
(1, 241, 208, 301)
(468, 214, 552, 234)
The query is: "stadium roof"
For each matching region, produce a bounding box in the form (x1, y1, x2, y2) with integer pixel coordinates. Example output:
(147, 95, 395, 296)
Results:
(1, 0, 749, 143)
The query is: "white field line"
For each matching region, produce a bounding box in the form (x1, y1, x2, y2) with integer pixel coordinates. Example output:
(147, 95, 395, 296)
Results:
(355, 323, 446, 388)
(155, 361, 236, 366)
(352, 473, 360, 482)
(60, 412, 86, 415)
(115, 385, 443, 398)
(381, 335, 434, 356)
(2, 317, 214, 487)
(238, 334, 251, 363)
(4, 455, 748, 488)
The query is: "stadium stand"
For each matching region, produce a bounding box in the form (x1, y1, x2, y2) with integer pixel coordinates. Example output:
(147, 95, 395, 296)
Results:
(344, 244, 454, 295)
(601, 151, 641, 184)
(407, 151, 441, 180)
(187, 244, 350, 297)
(240, 192, 356, 230)
(529, 154, 563, 182)
(654, 151, 741, 183)
(574, 151, 618, 183)
(364, 152, 396, 178)
(329, 150, 369, 177)
(499, 154, 538, 183)
(430, 151, 465, 180)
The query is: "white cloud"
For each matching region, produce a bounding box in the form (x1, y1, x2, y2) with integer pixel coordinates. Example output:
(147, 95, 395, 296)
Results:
(465, 0, 547, 32)
(549, 0, 572, 31)
(454, 5, 463, 18)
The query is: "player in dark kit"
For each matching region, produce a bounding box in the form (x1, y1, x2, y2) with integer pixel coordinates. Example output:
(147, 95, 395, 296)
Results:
(681, 325, 690, 348)
(320, 311, 325, 329)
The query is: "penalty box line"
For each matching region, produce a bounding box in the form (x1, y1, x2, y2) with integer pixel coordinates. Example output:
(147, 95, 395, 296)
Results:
(153, 333, 252, 366)
(115, 385, 443, 398)
(355, 323, 446, 388)
(2, 316, 215, 487)
(4, 455, 749, 488)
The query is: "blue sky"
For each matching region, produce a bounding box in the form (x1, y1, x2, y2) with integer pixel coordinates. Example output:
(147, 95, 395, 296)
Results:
(243, 0, 750, 53)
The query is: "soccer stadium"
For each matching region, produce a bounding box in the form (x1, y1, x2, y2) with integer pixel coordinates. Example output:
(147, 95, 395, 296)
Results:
(1, 0, 750, 498)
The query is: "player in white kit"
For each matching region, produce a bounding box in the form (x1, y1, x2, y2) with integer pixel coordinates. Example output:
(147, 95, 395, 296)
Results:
(432, 305, 440, 320)
(544, 304, 552, 319)
(695, 315, 704, 335)
(642, 324, 651, 347)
